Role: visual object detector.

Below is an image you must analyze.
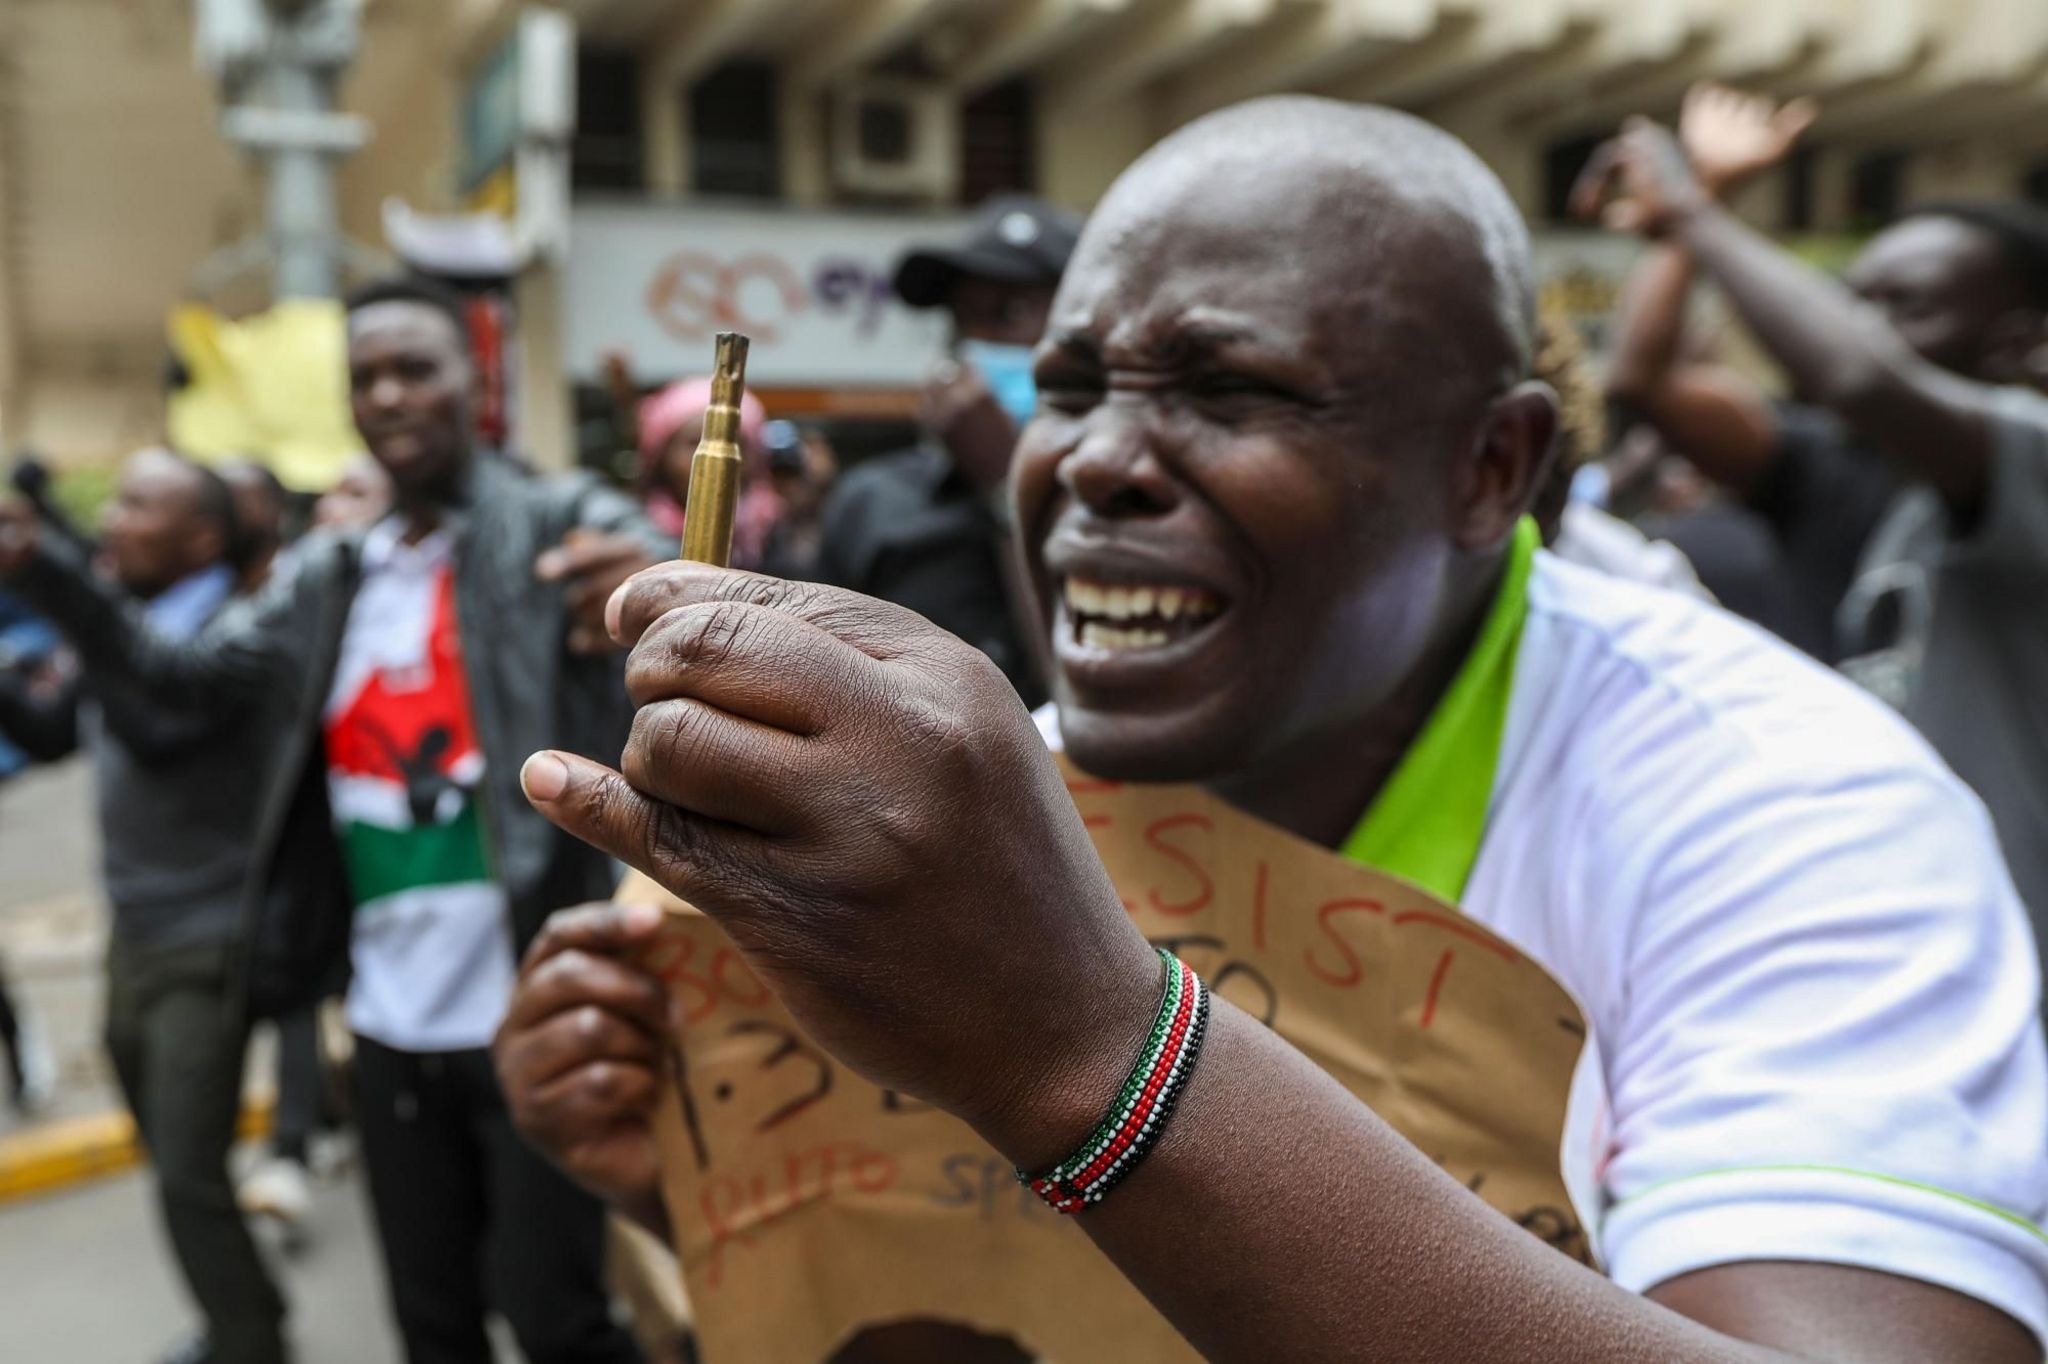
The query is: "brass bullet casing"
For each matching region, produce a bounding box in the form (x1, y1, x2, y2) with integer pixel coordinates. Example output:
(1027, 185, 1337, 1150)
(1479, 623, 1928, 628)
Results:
(679, 331, 752, 567)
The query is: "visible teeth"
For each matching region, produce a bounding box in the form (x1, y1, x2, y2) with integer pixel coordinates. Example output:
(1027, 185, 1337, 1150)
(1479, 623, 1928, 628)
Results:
(1080, 622, 1171, 651)
(1063, 577, 1222, 623)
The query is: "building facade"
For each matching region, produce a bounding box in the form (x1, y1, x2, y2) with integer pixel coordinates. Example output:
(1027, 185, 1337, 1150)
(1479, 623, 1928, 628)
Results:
(6, 0, 2047, 470)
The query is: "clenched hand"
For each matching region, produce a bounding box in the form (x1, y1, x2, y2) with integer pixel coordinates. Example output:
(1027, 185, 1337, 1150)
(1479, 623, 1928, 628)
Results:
(492, 900, 673, 1235)
(518, 565, 1163, 1169)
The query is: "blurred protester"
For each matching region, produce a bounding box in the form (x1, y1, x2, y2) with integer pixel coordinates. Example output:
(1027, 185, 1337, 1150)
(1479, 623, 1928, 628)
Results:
(0, 448, 287, 1364)
(1581, 92, 2048, 929)
(313, 451, 393, 531)
(1591, 86, 1859, 658)
(635, 376, 778, 567)
(500, 98, 2046, 1363)
(218, 458, 289, 591)
(818, 195, 1082, 707)
(0, 276, 657, 1364)
(757, 419, 838, 581)
(1529, 316, 1708, 598)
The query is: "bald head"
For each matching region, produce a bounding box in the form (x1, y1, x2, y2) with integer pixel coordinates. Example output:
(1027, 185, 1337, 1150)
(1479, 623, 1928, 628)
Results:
(1080, 96, 1536, 390)
(1012, 97, 1558, 786)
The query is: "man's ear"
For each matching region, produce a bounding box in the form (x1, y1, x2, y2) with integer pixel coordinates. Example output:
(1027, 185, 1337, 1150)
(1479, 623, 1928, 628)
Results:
(1455, 380, 1558, 551)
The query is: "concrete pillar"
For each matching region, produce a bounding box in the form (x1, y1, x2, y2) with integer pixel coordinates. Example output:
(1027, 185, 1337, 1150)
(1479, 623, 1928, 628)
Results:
(267, 65, 341, 298)
(780, 81, 831, 205)
(1905, 140, 2023, 204)
(1036, 91, 1153, 211)
(644, 69, 687, 197)
(514, 263, 574, 471)
(1435, 109, 1540, 219)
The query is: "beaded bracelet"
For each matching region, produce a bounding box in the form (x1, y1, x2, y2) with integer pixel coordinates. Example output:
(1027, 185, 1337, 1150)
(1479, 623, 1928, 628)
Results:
(1016, 948, 1211, 1214)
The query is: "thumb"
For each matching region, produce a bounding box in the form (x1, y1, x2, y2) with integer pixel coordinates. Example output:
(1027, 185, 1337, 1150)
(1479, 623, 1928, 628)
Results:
(522, 750, 656, 862)
(520, 750, 761, 921)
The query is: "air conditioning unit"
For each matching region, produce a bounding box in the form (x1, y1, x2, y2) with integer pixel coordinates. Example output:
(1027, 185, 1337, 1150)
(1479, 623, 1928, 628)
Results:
(829, 78, 958, 203)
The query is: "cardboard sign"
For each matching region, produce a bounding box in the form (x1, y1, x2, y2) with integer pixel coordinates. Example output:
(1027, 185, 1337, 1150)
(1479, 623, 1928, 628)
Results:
(622, 757, 1598, 1362)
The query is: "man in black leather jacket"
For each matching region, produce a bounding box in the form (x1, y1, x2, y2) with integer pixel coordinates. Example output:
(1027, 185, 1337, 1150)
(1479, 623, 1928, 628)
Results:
(0, 277, 658, 1364)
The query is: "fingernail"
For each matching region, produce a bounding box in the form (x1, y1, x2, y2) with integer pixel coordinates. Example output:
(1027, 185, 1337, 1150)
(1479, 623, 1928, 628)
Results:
(620, 902, 662, 933)
(535, 551, 563, 580)
(521, 752, 569, 802)
(605, 582, 629, 640)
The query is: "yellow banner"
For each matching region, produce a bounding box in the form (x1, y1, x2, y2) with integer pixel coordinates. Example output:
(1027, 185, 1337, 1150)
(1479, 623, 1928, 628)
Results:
(166, 299, 364, 492)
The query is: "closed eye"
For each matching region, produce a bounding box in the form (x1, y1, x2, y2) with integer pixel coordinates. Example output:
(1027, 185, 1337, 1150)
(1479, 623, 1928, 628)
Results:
(1189, 370, 1316, 413)
(1036, 366, 1105, 413)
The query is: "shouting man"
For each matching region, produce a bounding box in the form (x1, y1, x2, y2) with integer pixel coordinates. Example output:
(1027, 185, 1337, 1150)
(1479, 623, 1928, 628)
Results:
(497, 102, 2046, 1362)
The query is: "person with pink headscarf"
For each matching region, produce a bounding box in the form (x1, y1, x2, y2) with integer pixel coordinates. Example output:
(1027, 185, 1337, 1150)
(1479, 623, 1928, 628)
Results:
(636, 378, 782, 570)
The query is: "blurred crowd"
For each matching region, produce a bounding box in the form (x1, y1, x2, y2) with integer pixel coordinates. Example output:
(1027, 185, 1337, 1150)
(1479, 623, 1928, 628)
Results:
(1, 77, 2047, 1364)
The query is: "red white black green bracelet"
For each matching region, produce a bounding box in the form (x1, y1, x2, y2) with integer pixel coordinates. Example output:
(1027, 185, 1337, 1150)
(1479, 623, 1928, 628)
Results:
(1017, 948, 1210, 1214)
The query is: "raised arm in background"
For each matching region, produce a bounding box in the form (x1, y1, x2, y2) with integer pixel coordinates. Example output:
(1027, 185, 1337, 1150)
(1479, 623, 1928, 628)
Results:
(1582, 85, 1814, 496)
(0, 496, 302, 717)
(1583, 115, 2021, 519)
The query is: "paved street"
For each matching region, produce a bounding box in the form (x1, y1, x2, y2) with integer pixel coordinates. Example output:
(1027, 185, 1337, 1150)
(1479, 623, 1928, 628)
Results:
(0, 759, 411, 1363)
(0, 1164, 404, 1363)
(0, 757, 115, 1140)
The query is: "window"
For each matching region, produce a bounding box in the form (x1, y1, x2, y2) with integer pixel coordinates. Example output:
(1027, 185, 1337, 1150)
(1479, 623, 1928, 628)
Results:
(959, 79, 1036, 204)
(573, 49, 644, 192)
(1849, 150, 1906, 230)
(1783, 145, 1817, 232)
(691, 62, 782, 200)
(1541, 132, 1608, 224)
(2024, 158, 2048, 208)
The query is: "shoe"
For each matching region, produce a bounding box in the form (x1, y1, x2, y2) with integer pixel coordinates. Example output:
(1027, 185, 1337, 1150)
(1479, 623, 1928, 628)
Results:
(8, 1009, 57, 1116)
(305, 1128, 355, 1181)
(237, 1156, 312, 1227)
(151, 1331, 289, 1364)
(152, 1333, 214, 1364)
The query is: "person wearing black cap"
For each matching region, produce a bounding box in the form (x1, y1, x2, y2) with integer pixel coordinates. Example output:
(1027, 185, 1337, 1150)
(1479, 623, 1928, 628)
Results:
(816, 195, 1083, 707)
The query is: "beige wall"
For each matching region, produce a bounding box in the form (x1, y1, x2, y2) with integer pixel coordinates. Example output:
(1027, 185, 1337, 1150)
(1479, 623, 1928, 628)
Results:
(15, 356, 173, 472)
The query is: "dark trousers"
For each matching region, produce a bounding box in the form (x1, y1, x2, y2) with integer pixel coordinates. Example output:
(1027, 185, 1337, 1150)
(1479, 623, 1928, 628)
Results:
(352, 1034, 643, 1364)
(105, 937, 288, 1364)
(271, 1004, 327, 1164)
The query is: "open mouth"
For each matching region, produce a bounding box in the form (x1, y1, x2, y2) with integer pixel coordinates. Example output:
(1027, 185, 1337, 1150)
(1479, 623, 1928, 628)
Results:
(1061, 577, 1228, 652)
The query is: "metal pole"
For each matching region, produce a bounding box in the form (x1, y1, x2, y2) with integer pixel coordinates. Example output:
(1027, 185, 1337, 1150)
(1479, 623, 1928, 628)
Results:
(266, 57, 340, 299)
(199, 0, 364, 304)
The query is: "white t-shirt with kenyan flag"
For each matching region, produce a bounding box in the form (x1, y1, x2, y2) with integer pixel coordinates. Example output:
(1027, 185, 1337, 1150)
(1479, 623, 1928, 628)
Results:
(324, 520, 516, 1052)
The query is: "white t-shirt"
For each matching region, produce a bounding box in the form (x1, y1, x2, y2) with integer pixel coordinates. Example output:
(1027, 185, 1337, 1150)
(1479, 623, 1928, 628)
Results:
(325, 521, 517, 1053)
(1042, 550, 2048, 1337)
